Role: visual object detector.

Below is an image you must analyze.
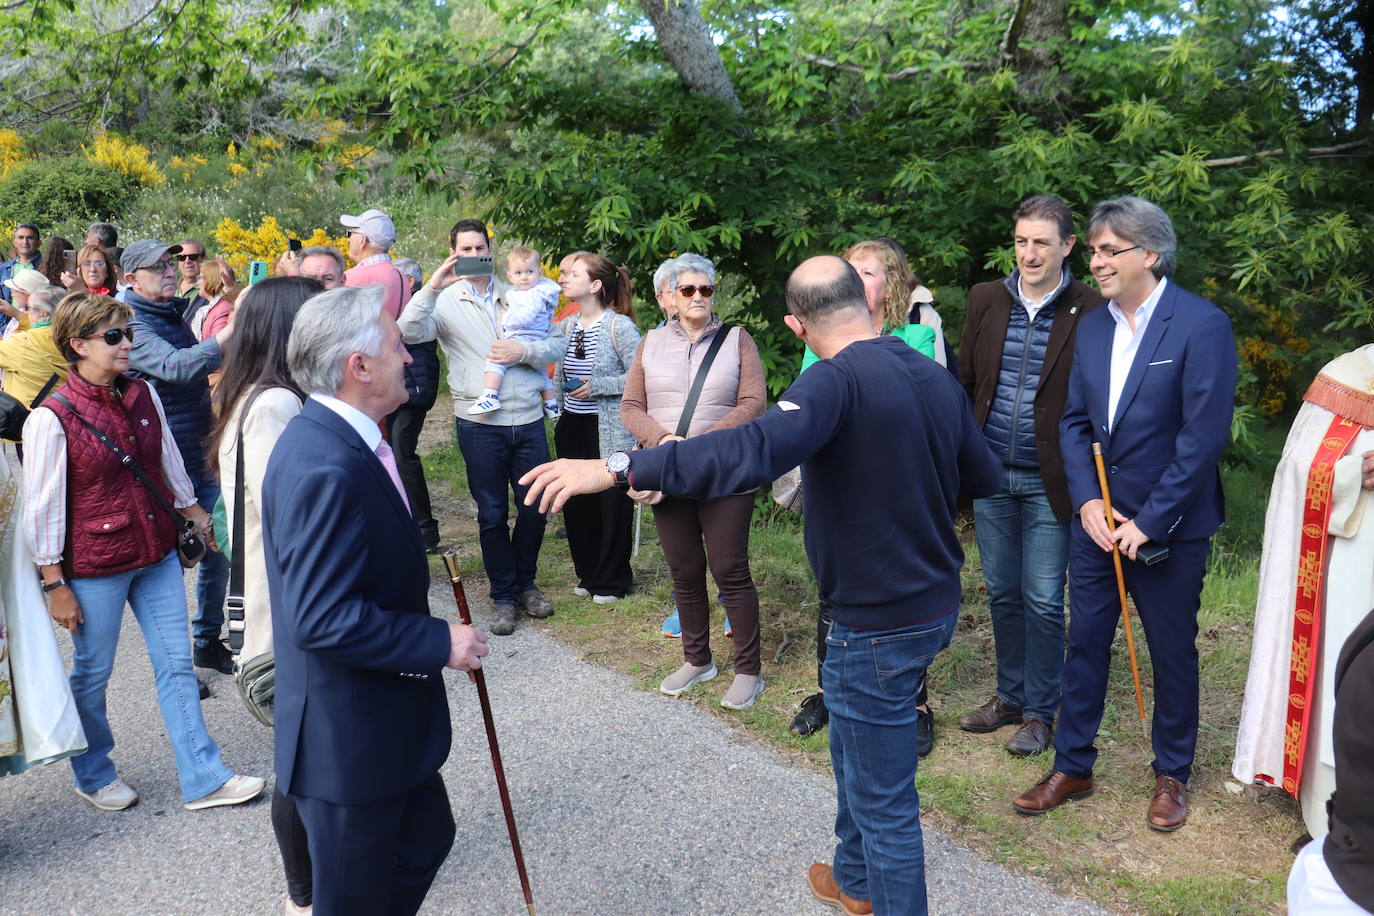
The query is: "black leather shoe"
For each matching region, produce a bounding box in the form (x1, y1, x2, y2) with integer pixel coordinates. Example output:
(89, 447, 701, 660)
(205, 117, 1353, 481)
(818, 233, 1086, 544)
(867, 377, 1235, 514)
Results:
(916, 707, 935, 757)
(193, 640, 234, 675)
(790, 692, 829, 736)
(197, 676, 210, 700)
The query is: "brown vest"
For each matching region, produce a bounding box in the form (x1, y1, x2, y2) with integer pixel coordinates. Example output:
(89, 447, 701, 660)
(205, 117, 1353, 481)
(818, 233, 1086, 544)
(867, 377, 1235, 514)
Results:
(641, 318, 741, 438)
(45, 374, 179, 578)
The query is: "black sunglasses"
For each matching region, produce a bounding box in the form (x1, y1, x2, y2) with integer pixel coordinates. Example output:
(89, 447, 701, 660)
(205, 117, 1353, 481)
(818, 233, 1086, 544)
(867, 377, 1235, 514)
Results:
(80, 327, 134, 345)
(174, 252, 204, 262)
(677, 284, 715, 298)
(572, 329, 586, 360)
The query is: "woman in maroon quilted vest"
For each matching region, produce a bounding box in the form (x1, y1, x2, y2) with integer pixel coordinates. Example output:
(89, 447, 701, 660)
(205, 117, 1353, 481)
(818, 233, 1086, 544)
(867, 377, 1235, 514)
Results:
(21, 292, 265, 813)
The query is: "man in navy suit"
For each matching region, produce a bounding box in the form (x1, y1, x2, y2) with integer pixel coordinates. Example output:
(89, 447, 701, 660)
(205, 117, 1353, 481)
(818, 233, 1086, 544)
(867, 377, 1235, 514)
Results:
(262, 285, 490, 915)
(1012, 197, 1236, 832)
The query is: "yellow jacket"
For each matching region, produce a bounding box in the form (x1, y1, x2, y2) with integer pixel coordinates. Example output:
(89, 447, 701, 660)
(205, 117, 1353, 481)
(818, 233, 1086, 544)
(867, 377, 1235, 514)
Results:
(0, 325, 68, 410)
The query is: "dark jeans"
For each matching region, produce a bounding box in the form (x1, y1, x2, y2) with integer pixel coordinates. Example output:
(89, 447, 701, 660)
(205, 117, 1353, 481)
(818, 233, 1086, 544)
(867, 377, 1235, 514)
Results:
(454, 417, 549, 603)
(294, 772, 455, 916)
(825, 612, 957, 916)
(554, 412, 633, 596)
(972, 467, 1070, 722)
(815, 595, 928, 707)
(653, 491, 761, 675)
(188, 468, 229, 648)
(272, 788, 313, 908)
(388, 400, 439, 548)
(1053, 527, 1211, 782)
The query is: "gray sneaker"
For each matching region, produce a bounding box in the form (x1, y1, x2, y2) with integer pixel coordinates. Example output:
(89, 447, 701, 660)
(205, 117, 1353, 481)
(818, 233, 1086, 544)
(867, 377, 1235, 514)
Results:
(73, 777, 138, 811)
(490, 600, 518, 636)
(184, 774, 266, 811)
(660, 661, 718, 696)
(517, 586, 554, 619)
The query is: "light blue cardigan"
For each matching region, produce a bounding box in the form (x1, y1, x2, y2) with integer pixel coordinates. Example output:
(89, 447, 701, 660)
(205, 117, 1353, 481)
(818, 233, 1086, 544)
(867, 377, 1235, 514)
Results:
(552, 311, 642, 458)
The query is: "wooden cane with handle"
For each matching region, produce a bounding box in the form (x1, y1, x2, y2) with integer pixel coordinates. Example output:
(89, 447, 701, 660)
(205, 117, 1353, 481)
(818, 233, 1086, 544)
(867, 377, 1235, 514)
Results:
(1091, 442, 1149, 731)
(443, 551, 536, 916)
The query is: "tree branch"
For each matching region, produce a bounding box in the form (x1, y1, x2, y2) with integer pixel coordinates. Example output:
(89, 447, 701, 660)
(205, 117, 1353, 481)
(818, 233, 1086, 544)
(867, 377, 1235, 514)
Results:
(1203, 139, 1370, 167)
(799, 52, 990, 81)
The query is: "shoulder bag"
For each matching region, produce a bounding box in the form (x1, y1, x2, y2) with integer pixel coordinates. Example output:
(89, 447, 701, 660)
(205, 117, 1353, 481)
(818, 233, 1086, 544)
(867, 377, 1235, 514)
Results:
(49, 391, 208, 567)
(674, 323, 733, 438)
(224, 389, 274, 726)
(0, 373, 59, 441)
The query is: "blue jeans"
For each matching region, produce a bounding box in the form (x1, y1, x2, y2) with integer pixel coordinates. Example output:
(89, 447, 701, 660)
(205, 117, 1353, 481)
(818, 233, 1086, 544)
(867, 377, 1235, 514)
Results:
(824, 612, 957, 916)
(68, 550, 233, 803)
(188, 469, 229, 648)
(972, 467, 1069, 723)
(454, 418, 549, 602)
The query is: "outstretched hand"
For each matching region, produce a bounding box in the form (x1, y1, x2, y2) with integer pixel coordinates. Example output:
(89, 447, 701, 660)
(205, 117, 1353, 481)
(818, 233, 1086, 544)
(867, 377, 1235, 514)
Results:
(519, 459, 614, 514)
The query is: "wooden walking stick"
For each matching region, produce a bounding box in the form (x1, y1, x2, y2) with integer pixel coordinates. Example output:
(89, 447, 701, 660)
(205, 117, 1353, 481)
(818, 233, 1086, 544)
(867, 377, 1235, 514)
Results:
(442, 551, 536, 916)
(1091, 442, 1149, 734)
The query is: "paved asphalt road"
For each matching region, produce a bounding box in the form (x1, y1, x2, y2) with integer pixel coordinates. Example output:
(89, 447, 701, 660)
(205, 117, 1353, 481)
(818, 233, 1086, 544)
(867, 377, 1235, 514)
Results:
(0, 577, 1109, 916)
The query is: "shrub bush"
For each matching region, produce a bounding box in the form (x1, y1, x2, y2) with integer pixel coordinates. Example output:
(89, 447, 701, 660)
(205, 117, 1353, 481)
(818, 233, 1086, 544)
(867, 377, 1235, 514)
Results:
(0, 156, 135, 229)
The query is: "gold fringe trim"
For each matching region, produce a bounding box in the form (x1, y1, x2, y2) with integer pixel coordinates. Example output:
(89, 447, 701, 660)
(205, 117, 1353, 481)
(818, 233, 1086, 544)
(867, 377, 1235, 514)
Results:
(1304, 374, 1374, 429)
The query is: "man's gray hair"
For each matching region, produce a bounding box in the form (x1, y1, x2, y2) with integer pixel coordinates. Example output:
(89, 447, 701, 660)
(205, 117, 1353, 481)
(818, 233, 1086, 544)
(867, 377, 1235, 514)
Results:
(298, 245, 346, 272)
(287, 285, 387, 395)
(27, 286, 64, 314)
(652, 257, 677, 296)
(1087, 196, 1177, 278)
(393, 257, 424, 289)
(664, 252, 716, 290)
(86, 223, 118, 249)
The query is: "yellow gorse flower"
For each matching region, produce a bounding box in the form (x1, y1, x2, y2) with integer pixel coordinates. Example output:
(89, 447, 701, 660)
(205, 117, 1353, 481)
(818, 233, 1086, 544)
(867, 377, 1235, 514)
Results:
(82, 132, 165, 186)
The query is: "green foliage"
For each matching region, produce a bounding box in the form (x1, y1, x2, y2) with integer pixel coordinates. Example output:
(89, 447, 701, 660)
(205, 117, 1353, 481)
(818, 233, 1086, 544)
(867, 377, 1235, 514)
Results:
(0, 157, 135, 229)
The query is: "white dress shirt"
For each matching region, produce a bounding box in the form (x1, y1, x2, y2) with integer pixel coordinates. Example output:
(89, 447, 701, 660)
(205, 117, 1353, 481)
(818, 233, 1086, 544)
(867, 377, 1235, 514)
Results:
(1016, 267, 1070, 324)
(1106, 275, 1168, 431)
(310, 393, 382, 450)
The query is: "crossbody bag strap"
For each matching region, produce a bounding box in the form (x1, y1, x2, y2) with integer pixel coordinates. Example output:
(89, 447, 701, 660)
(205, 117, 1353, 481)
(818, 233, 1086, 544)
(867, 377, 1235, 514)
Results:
(49, 391, 184, 525)
(226, 387, 268, 655)
(29, 373, 59, 410)
(674, 323, 733, 439)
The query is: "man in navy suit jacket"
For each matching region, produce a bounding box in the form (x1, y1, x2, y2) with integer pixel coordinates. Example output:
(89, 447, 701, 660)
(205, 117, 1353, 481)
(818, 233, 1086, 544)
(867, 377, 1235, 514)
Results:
(262, 285, 489, 915)
(1012, 197, 1236, 832)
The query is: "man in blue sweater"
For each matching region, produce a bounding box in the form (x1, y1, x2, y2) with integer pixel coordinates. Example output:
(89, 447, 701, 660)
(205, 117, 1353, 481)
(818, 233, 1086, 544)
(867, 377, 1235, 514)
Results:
(522, 255, 1001, 916)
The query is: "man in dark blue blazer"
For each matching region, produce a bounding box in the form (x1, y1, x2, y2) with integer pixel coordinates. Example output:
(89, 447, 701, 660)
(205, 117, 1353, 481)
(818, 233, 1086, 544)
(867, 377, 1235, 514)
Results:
(263, 285, 489, 915)
(1012, 197, 1236, 832)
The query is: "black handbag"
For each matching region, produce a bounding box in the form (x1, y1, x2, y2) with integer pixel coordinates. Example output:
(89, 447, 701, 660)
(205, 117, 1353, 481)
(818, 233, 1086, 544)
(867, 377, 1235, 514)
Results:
(0, 373, 60, 441)
(49, 391, 209, 568)
(226, 389, 274, 726)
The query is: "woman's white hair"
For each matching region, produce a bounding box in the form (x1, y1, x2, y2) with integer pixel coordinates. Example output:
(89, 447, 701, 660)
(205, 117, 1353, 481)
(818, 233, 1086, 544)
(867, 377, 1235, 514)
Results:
(287, 285, 387, 395)
(664, 252, 716, 289)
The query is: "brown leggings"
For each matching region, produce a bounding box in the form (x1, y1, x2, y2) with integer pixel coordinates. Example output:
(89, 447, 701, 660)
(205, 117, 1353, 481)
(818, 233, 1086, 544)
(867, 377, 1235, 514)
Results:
(652, 491, 761, 675)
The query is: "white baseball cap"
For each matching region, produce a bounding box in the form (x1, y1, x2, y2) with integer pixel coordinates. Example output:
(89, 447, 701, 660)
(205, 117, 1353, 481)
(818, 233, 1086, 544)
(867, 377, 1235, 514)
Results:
(340, 209, 396, 249)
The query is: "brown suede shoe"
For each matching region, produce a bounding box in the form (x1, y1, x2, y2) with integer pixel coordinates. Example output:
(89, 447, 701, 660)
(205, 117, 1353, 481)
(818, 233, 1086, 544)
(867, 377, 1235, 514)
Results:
(1004, 717, 1053, 757)
(958, 696, 1023, 733)
(1147, 773, 1188, 831)
(1013, 770, 1095, 815)
(806, 863, 873, 915)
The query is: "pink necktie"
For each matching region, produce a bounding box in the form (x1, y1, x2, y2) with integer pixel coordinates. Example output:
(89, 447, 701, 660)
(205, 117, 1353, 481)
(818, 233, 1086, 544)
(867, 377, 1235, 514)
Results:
(375, 441, 411, 513)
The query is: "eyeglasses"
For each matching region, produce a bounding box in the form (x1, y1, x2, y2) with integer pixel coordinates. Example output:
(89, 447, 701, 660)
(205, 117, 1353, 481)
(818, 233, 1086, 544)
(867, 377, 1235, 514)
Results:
(1085, 245, 1141, 260)
(677, 284, 715, 298)
(175, 252, 204, 262)
(572, 329, 586, 360)
(79, 327, 134, 345)
(137, 260, 174, 274)
(80, 260, 108, 269)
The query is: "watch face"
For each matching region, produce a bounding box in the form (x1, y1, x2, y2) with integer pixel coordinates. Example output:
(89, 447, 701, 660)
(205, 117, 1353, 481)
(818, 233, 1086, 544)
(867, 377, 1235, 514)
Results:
(607, 451, 631, 473)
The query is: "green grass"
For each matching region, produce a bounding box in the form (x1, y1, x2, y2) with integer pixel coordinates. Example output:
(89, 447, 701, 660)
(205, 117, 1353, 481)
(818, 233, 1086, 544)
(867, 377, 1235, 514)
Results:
(419, 420, 1293, 916)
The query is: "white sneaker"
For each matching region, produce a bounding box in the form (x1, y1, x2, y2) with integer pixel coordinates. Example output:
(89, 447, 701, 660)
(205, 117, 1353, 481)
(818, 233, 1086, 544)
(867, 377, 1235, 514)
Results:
(73, 777, 138, 811)
(543, 402, 561, 420)
(467, 395, 501, 415)
(184, 774, 267, 811)
(592, 594, 619, 605)
(572, 586, 591, 598)
(720, 674, 766, 710)
(660, 661, 718, 696)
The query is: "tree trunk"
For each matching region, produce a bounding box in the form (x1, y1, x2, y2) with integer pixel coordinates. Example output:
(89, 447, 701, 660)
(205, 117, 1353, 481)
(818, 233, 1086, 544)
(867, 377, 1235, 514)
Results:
(1000, 0, 1070, 97)
(638, 0, 743, 114)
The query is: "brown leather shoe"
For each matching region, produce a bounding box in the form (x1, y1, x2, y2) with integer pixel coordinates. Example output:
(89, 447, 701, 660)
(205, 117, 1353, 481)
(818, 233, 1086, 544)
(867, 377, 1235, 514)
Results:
(1013, 770, 1095, 815)
(958, 696, 1023, 733)
(1147, 773, 1188, 831)
(1004, 717, 1053, 757)
(806, 863, 873, 915)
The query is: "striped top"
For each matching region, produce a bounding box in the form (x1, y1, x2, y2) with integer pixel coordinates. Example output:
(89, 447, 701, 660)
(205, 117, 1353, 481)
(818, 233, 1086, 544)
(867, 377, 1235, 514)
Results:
(562, 314, 604, 415)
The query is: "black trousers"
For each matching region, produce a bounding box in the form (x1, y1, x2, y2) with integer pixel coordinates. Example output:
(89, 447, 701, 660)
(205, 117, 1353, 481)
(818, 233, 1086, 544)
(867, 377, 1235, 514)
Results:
(272, 788, 312, 907)
(387, 400, 439, 548)
(554, 412, 634, 597)
(293, 772, 455, 916)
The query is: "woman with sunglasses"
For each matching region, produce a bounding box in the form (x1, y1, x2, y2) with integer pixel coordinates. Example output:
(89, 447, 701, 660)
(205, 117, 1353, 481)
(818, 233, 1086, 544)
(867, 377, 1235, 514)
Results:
(60, 245, 117, 296)
(619, 253, 768, 708)
(21, 292, 265, 814)
(552, 251, 642, 605)
(207, 276, 322, 915)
